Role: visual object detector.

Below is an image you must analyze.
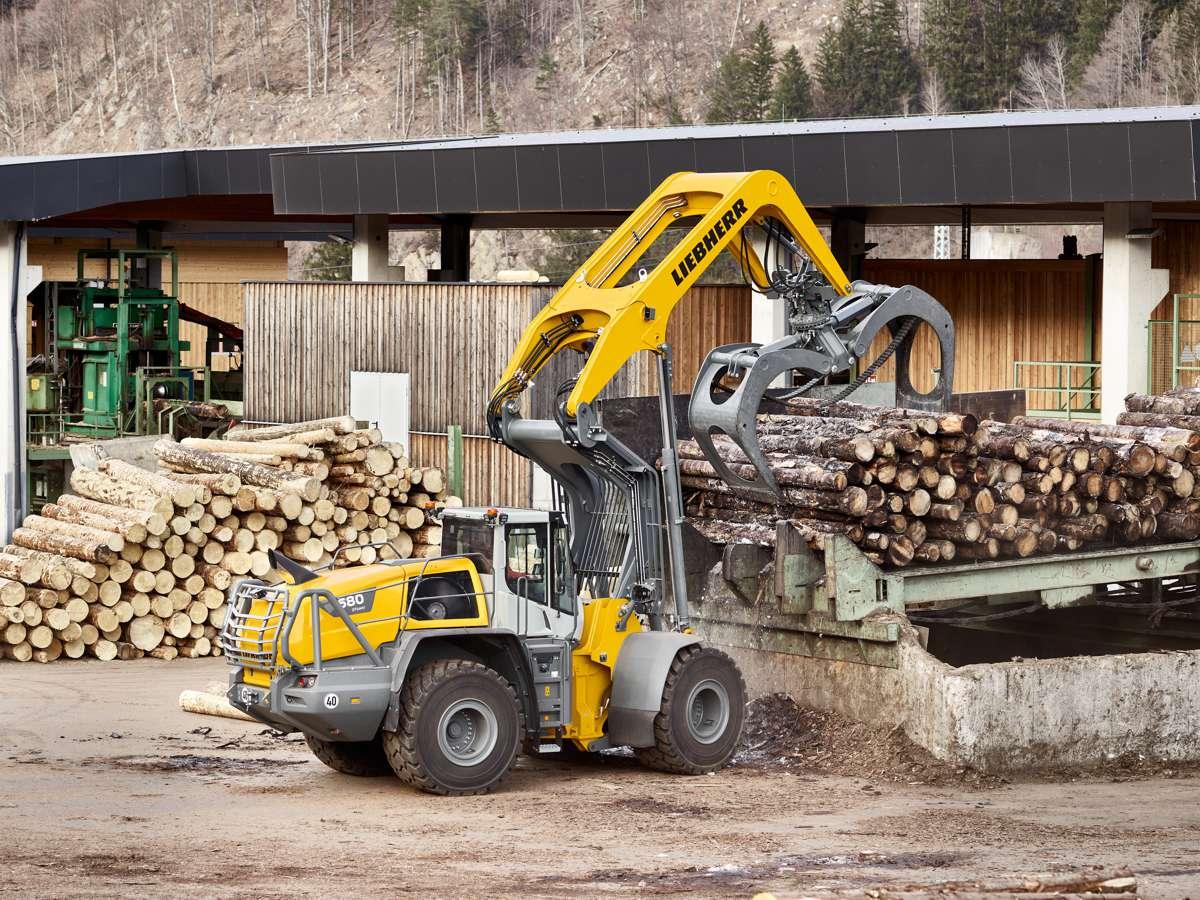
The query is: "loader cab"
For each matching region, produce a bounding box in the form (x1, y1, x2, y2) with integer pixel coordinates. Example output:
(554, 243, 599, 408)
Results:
(440, 508, 579, 641)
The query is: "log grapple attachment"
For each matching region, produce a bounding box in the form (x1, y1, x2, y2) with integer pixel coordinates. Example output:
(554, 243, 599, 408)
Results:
(689, 273, 955, 499)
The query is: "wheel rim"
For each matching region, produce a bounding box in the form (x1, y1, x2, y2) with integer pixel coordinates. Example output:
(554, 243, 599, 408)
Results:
(437, 698, 499, 767)
(685, 679, 730, 745)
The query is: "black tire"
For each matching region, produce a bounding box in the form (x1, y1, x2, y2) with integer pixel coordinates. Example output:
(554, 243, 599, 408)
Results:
(382, 659, 523, 795)
(634, 645, 746, 775)
(304, 733, 391, 776)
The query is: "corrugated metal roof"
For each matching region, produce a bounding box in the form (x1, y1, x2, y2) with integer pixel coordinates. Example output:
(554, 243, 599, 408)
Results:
(2, 105, 1200, 222)
(270, 106, 1200, 215)
(339, 105, 1200, 153)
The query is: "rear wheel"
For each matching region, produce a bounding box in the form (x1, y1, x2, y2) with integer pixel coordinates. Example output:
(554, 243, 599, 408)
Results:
(383, 659, 523, 795)
(634, 645, 745, 775)
(304, 733, 391, 776)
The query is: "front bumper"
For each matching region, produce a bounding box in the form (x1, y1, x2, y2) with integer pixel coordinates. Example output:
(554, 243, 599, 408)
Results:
(228, 665, 392, 743)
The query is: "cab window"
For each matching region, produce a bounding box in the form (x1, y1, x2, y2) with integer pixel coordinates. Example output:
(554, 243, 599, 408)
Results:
(505, 524, 547, 605)
(442, 518, 493, 566)
(549, 524, 575, 616)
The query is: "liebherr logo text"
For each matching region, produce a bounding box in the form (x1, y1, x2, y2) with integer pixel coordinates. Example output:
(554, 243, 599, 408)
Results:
(336, 589, 376, 615)
(670, 198, 748, 286)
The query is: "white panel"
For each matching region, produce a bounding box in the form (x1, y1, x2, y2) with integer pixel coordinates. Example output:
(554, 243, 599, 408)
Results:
(350, 371, 411, 448)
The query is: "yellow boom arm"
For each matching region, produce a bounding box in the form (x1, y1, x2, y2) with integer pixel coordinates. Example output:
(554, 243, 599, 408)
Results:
(488, 170, 850, 425)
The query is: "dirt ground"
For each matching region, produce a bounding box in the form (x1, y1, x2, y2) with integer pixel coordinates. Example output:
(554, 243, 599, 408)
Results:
(1, 659, 1197, 899)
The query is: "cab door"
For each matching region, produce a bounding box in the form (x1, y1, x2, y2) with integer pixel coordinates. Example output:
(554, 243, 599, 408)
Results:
(504, 522, 579, 640)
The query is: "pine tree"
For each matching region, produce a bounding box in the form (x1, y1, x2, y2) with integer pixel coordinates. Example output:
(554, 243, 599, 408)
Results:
(816, 0, 865, 116)
(1068, 0, 1117, 80)
(922, 0, 986, 110)
(925, 0, 1085, 110)
(743, 22, 779, 121)
(302, 242, 352, 281)
(818, 0, 917, 116)
(705, 21, 780, 123)
(535, 52, 559, 95)
(705, 48, 753, 123)
(861, 0, 920, 113)
(484, 105, 502, 134)
(772, 47, 815, 119)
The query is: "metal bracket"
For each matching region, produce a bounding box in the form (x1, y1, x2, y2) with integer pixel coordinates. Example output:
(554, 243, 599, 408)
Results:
(775, 521, 821, 614)
(826, 535, 904, 622)
(721, 543, 769, 604)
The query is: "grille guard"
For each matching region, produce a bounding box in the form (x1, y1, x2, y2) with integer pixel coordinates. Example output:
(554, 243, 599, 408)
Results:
(219, 558, 496, 673)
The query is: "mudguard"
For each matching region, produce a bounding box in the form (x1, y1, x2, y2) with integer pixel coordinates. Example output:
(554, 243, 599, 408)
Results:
(608, 631, 701, 748)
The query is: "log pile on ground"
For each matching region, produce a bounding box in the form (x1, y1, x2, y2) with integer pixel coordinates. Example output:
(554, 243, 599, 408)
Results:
(0, 415, 459, 663)
(682, 393, 1200, 568)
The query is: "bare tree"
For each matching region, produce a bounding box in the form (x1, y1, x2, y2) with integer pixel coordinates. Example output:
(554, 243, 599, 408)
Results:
(204, 0, 219, 97)
(920, 69, 948, 115)
(248, 0, 270, 90)
(573, 0, 587, 70)
(1016, 36, 1069, 110)
(1078, 0, 1163, 107)
(296, 0, 315, 98)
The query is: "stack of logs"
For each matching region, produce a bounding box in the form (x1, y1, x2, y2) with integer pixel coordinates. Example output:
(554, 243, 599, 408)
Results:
(0, 415, 457, 663)
(682, 393, 1200, 569)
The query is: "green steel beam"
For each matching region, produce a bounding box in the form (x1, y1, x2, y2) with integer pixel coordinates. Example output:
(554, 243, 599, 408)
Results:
(888, 540, 1200, 606)
(447, 425, 464, 498)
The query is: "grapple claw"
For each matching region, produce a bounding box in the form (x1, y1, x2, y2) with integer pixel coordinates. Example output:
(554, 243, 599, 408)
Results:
(685, 285, 956, 502)
(688, 342, 837, 500)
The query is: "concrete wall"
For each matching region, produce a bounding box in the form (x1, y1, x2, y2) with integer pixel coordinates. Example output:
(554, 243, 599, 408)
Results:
(694, 570, 1200, 771)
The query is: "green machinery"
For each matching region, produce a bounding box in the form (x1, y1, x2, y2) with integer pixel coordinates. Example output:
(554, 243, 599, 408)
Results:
(25, 248, 242, 508)
(57, 248, 184, 436)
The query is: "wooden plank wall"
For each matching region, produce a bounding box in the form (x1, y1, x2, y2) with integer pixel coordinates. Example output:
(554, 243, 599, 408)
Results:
(860, 259, 1092, 396)
(177, 283, 244, 369)
(26, 238, 288, 282)
(244, 282, 754, 426)
(1150, 221, 1200, 392)
(635, 284, 753, 395)
(410, 433, 530, 508)
(243, 281, 754, 505)
(243, 281, 543, 431)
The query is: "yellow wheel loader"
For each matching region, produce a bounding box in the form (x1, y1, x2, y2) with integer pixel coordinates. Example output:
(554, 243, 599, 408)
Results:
(221, 170, 955, 795)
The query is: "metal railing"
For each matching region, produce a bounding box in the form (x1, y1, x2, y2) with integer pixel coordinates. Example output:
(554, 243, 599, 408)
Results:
(1012, 360, 1101, 420)
(1148, 294, 1200, 392)
(26, 411, 123, 445)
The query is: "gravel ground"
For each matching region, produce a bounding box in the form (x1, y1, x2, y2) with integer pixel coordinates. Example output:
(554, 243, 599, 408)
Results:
(1, 658, 1197, 898)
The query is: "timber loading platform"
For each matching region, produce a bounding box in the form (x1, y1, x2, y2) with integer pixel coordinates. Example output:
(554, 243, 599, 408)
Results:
(687, 530, 1200, 772)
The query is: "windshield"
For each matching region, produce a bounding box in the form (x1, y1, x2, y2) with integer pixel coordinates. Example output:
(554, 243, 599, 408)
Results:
(441, 517, 494, 570)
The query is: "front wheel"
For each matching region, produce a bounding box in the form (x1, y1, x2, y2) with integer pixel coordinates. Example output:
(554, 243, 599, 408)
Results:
(634, 645, 745, 775)
(304, 733, 391, 776)
(383, 659, 523, 795)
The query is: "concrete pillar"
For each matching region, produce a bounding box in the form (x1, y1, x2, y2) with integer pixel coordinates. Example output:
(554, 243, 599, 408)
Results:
(352, 214, 400, 282)
(437, 216, 472, 282)
(531, 465, 554, 511)
(1100, 202, 1169, 424)
(749, 234, 787, 347)
(0, 222, 28, 542)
